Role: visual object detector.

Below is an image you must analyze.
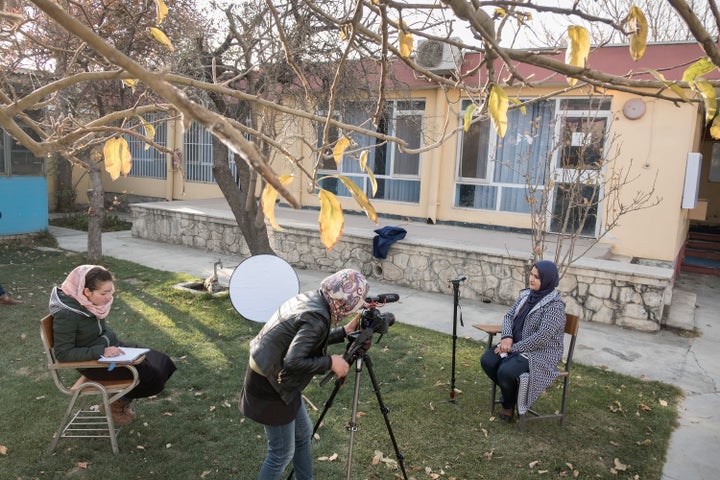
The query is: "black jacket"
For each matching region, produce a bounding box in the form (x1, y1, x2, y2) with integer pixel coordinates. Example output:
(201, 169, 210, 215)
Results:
(249, 290, 346, 404)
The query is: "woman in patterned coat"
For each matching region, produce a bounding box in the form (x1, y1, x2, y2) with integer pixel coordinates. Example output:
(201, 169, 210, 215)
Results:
(480, 260, 566, 422)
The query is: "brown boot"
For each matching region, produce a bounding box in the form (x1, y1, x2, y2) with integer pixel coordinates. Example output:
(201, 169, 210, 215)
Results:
(108, 399, 135, 425)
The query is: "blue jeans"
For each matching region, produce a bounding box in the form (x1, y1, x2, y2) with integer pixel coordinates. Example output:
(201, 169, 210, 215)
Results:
(258, 400, 313, 480)
(480, 350, 529, 410)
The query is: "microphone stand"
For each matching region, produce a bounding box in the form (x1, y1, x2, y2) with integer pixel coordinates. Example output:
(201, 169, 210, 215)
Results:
(448, 275, 466, 403)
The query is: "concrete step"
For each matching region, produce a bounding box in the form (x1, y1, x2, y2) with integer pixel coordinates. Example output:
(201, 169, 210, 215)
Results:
(665, 286, 697, 330)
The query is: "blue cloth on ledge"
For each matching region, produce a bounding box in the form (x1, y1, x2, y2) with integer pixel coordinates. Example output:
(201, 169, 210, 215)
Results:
(372, 226, 407, 259)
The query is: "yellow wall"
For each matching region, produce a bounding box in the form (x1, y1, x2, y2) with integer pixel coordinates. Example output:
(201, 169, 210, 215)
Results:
(92, 87, 701, 263)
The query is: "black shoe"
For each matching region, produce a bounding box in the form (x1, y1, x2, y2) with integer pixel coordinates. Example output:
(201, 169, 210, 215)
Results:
(499, 408, 514, 423)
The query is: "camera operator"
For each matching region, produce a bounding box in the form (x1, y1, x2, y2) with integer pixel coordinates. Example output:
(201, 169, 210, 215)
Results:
(239, 269, 369, 480)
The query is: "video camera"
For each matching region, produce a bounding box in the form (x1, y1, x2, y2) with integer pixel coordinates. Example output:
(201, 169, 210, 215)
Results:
(320, 293, 399, 387)
(361, 293, 398, 335)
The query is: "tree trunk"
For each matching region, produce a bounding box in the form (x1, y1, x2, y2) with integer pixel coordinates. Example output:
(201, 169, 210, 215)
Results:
(55, 155, 75, 212)
(86, 162, 105, 263)
(211, 137, 274, 255)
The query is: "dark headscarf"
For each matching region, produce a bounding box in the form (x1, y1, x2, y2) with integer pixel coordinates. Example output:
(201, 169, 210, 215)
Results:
(511, 260, 560, 342)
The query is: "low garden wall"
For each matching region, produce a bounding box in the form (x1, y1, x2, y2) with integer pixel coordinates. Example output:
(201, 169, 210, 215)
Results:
(131, 203, 675, 332)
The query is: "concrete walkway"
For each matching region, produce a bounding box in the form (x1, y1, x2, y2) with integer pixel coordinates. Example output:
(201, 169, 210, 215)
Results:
(48, 225, 720, 480)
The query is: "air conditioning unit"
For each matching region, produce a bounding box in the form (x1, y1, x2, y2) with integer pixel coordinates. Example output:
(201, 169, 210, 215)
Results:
(415, 39, 463, 75)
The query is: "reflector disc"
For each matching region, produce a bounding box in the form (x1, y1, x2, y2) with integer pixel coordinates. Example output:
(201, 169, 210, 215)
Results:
(228, 254, 300, 323)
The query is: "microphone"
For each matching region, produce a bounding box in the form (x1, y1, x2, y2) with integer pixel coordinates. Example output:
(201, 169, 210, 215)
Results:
(365, 293, 400, 304)
(450, 275, 467, 283)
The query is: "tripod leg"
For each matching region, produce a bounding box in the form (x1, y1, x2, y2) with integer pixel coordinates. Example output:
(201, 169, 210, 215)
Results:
(363, 355, 409, 480)
(345, 357, 363, 480)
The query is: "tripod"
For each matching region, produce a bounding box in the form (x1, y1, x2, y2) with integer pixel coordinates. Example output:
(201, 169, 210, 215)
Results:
(290, 329, 408, 480)
(448, 275, 466, 403)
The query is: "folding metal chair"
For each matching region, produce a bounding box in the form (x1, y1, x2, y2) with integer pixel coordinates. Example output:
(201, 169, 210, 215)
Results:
(474, 313, 580, 432)
(40, 315, 141, 453)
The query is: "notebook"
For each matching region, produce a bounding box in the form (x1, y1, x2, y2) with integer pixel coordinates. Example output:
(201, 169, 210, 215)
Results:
(98, 347, 149, 363)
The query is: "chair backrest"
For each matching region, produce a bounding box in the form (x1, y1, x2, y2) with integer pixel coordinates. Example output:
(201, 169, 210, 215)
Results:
(40, 314, 58, 365)
(564, 313, 580, 336)
(563, 313, 580, 371)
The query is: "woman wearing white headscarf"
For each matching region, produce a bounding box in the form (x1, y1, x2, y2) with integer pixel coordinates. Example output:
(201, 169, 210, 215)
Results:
(239, 268, 369, 480)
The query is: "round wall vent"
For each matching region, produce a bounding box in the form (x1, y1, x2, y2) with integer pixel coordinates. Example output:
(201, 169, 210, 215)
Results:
(622, 98, 646, 120)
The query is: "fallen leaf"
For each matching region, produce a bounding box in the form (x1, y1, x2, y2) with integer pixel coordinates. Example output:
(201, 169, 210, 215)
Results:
(481, 428, 488, 438)
(529, 460, 540, 469)
(166, 443, 172, 449)
(614, 458, 627, 471)
(76, 462, 89, 469)
(0, 445, 7, 455)
(136, 445, 145, 450)
(659, 399, 668, 407)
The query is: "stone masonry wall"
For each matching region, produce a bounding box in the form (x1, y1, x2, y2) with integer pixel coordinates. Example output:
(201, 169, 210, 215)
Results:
(131, 204, 674, 332)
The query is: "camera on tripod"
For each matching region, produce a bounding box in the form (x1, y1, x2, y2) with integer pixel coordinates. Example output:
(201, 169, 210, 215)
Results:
(360, 293, 398, 335)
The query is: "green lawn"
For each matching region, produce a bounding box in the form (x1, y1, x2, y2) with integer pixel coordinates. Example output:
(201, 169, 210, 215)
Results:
(0, 235, 682, 479)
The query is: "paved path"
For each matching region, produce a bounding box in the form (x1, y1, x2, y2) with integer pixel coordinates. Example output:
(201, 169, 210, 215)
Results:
(49, 226, 720, 479)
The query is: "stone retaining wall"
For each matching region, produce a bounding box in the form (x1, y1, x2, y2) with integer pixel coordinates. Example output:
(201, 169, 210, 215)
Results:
(131, 204, 675, 332)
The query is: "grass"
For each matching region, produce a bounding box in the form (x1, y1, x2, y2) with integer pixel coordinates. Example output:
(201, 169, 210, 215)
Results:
(0, 236, 683, 480)
(49, 212, 132, 232)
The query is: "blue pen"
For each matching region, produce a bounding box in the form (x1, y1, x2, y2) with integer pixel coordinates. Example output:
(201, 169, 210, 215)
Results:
(108, 362, 116, 371)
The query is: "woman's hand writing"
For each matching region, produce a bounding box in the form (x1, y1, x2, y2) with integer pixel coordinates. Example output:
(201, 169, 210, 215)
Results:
(103, 346, 124, 357)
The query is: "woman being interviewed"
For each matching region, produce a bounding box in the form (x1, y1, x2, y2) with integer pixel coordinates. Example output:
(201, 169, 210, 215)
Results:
(48, 265, 177, 426)
(480, 260, 566, 422)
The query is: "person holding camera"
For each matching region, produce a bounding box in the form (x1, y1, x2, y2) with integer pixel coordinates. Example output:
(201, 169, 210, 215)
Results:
(480, 260, 566, 422)
(239, 268, 369, 480)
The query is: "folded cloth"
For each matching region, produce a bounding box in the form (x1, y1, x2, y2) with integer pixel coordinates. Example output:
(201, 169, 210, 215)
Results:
(373, 226, 407, 259)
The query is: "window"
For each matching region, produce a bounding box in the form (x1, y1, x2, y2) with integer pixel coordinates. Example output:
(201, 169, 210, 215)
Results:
(126, 114, 168, 179)
(453, 96, 611, 238)
(183, 122, 238, 183)
(455, 99, 555, 211)
(1, 129, 45, 176)
(318, 100, 424, 203)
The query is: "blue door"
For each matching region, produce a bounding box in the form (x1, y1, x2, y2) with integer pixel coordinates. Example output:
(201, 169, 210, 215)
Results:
(0, 130, 48, 236)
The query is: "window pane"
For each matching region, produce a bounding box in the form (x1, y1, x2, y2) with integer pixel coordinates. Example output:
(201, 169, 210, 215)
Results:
(455, 184, 497, 209)
(550, 183, 598, 236)
(8, 131, 44, 176)
(316, 121, 339, 171)
(500, 186, 532, 213)
(375, 178, 420, 202)
(494, 100, 555, 185)
(393, 113, 421, 175)
(559, 116, 607, 170)
(559, 97, 612, 111)
(459, 120, 490, 179)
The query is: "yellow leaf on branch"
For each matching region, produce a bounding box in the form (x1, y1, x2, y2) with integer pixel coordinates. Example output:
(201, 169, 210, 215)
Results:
(103, 137, 132, 180)
(136, 115, 156, 150)
(566, 26, 590, 86)
(627, 6, 648, 61)
(695, 79, 717, 123)
(261, 174, 294, 230)
(336, 175, 377, 223)
(149, 27, 174, 52)
(463, 103, 476, 132)
(398, 28, 414, 58)
(333, 136, 351, 166)
(682, 57, 716, 83)
(154, 0, 168, 25)
(318, 189, 344, 250)
(488, 84, 508, 138)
